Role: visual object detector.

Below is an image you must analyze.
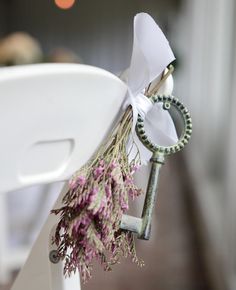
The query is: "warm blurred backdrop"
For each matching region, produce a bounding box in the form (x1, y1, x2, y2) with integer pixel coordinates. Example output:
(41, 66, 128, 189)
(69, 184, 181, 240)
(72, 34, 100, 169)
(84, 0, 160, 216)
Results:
(0, 1, 235, 290)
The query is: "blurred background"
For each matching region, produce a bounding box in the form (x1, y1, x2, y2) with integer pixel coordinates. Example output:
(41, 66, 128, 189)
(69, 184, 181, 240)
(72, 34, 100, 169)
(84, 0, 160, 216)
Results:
(0, 0, 235, 290)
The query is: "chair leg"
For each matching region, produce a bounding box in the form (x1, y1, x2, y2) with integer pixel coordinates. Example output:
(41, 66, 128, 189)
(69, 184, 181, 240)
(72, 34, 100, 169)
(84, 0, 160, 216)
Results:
(0, 192, 11, 285)
(0, 268, 11, 286)
(11, 184, 81, 290)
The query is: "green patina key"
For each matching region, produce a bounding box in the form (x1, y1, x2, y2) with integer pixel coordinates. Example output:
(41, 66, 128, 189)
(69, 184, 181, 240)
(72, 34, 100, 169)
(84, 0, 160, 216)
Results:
(120, 94, 192, 240)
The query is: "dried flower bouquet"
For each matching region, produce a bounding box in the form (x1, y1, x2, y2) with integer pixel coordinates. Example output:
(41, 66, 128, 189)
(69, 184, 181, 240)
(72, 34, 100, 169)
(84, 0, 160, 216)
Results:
(51, 67, 173, 283)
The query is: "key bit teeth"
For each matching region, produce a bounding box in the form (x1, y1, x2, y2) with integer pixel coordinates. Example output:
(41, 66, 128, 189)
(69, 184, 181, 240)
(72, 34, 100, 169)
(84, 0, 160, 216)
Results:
(120, 214, 142, 236)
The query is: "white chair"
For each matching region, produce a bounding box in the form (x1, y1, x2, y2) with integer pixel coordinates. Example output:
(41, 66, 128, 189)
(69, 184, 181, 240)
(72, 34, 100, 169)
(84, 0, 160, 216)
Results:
(0, 63, 127, 290)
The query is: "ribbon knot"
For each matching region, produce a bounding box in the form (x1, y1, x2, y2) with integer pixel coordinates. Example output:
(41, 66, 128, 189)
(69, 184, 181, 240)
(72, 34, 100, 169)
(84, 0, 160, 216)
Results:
(135, 93, 153, 119)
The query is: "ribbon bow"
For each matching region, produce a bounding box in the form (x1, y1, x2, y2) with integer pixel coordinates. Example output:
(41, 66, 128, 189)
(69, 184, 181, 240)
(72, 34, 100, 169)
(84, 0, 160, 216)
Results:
(121, 13, 178, 164)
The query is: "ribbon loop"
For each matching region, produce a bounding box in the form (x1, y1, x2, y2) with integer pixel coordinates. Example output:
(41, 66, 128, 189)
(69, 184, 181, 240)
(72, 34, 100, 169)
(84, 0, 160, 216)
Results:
(121, 12, 178, 164)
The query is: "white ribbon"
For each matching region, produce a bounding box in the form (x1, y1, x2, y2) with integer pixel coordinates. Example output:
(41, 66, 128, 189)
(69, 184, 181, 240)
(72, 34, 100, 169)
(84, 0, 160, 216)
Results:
(121, 12, 179, 164)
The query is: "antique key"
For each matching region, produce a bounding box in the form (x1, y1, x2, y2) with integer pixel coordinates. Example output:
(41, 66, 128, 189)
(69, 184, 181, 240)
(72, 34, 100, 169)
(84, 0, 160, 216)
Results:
(120, 94, 192, 240)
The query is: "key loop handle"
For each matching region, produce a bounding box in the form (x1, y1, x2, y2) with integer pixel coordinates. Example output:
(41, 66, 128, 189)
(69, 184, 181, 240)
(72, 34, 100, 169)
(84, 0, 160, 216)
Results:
(136, 94, 192, 155)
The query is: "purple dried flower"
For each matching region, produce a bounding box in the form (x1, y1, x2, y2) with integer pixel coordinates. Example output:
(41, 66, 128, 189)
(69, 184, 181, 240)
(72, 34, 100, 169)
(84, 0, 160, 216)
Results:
(93, 166, 104, 179)
(130, 164, 140, 175)
(110, 161, 117, 170)
(121, 201, 129, 211)
(68, 179, 77, 189)
(124, 175, 132, 184)
(99, 159, 105, 167)
(77, 175, 86, 186)
(89, 187, 99, 203)
(69, 175, 86, 189)
(105, 184, 112, 198)
(51, 111, 144, 283)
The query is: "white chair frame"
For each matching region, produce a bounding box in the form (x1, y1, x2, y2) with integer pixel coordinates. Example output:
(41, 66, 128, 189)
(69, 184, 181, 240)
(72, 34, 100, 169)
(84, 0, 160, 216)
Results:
(0, 63, 127, 290)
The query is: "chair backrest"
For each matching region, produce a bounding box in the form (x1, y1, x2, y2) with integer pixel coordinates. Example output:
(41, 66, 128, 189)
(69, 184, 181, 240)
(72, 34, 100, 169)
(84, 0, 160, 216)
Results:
(0, 63, 127, 193)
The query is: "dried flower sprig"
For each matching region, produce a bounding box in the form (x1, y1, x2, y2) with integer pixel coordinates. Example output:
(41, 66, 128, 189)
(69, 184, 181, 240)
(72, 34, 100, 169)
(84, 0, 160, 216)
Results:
(51, 105, 144, 283)
(51, 67, 173, 283)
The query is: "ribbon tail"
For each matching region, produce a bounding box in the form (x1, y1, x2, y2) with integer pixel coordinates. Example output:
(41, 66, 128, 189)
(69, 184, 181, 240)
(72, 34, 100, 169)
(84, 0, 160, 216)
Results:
(145, 103, 178, 146)
(127, 12, 175, 95)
